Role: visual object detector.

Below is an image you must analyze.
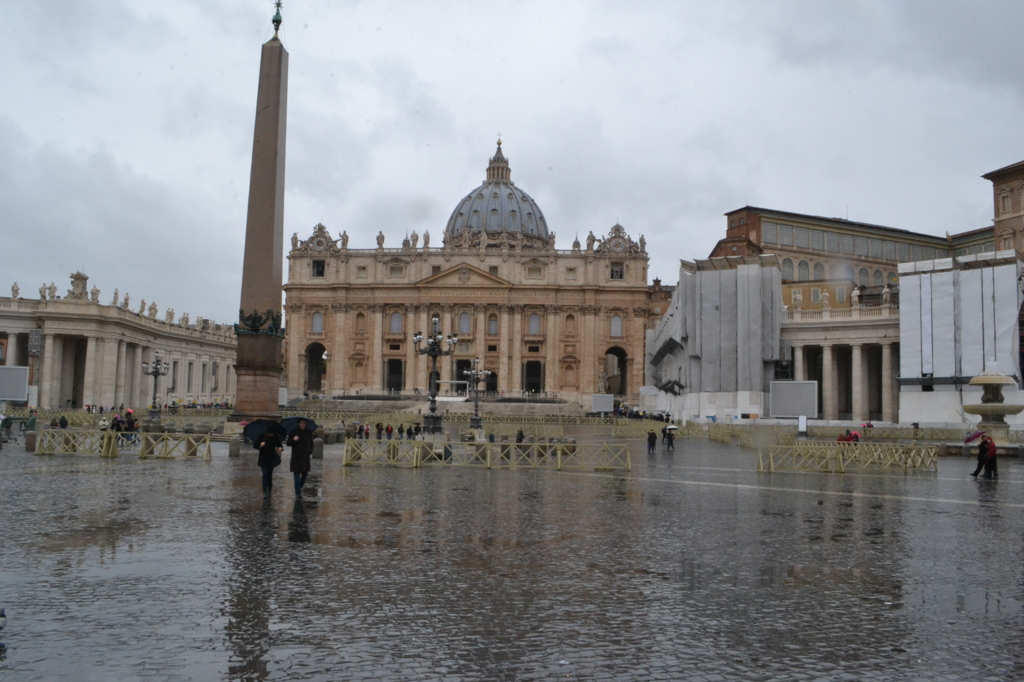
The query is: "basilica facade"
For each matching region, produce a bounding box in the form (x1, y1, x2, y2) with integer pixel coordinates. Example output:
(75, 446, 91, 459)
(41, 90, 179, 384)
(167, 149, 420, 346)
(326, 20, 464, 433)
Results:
(282, 143, 650, 404)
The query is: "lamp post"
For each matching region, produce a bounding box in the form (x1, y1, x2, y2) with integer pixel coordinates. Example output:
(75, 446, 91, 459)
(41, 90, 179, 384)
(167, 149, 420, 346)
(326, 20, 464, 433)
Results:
(141, 351, 170, 419)
(463, 358, 493, 431)
(413, 315, 457, 434)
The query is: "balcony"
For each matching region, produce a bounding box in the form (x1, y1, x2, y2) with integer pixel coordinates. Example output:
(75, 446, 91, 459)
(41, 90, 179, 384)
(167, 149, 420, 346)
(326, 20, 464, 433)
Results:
(785, 305, 898, 323)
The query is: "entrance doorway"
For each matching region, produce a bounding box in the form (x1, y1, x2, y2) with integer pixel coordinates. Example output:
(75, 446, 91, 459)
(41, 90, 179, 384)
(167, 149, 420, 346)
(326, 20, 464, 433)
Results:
(604, 347, 628, 396)
(455, 359, 473, 395)
(486, 370, 498, 393)
(385, 359, 404, 392)
(305, 343, 326, 394)
(523, 361, 544, 394)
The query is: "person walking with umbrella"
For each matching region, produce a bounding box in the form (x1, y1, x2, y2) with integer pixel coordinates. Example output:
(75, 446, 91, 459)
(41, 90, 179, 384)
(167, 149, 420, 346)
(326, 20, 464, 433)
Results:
(647, 430, 657, 455)
(257, 430, 284, 497)
(287, 419, 315, 497)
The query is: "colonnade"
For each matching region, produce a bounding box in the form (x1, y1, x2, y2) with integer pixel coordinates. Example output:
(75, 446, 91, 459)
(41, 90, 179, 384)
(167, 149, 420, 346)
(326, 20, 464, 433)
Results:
(792, 341, 898, 422)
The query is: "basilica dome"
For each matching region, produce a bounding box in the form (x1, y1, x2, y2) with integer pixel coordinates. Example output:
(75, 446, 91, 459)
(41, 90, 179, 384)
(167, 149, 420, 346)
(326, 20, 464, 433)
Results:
(444, 142, 550, 247)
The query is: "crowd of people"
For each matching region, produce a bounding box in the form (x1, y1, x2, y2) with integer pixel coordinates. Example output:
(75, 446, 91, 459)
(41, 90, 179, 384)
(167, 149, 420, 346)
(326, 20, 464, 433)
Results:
(347, 423, 425, 440)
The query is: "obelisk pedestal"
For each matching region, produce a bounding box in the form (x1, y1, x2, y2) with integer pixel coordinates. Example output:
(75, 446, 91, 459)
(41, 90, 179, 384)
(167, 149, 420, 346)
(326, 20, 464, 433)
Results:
(232, 22, 289, 422)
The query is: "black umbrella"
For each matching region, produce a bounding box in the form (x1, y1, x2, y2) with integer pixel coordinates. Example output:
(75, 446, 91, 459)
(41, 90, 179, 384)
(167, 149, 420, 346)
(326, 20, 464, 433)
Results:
(243, 419, 287, 449)
(280, 416, 319, 434)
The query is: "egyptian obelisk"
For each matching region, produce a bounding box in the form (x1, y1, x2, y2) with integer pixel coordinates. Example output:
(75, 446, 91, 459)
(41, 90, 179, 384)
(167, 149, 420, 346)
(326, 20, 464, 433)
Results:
(233, 2, 289, 420)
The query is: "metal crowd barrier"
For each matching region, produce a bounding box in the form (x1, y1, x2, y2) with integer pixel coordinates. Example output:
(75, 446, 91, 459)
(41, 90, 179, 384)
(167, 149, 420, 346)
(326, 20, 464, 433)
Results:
(36, 430, 212, 460)
(757, 442, 937, 473)
(343, 440, 630, 471)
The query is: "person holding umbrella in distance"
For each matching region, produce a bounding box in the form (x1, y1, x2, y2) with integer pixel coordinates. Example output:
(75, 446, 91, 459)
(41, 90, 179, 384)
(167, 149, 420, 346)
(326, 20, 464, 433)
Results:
(287, 419, 315, 497)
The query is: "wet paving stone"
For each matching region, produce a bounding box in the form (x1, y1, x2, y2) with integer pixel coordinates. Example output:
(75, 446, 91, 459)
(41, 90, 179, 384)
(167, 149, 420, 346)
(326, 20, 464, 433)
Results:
(1, 439, 1023, 680)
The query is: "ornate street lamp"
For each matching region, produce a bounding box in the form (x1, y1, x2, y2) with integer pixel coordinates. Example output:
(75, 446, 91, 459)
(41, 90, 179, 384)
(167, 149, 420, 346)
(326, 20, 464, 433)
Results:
(463, 358, 493, 431)
(413, 315, 458, 434)
(141, 351, 170, 418)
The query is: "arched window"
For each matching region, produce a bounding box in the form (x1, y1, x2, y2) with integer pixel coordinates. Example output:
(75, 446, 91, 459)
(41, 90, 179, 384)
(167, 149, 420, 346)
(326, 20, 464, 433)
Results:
(887, 271, 897, 285)
(528, 313, 541, 335)
(797, 260, 809, 281)
(858, 268, 869, 287)
(610, 315, 623, 338)
(781, 258, 794, 280)
(844, 266, 854, 281)
(311, 312, 323, 334)
(872, 270, 883, 287)
(813, 262, 825, 280)
(355, 313, 366, 334)
(459, 312, 471, 334)
(389, 311, 403, 334)
(565, 314, 577, 335)
(487, 314, 498, 336)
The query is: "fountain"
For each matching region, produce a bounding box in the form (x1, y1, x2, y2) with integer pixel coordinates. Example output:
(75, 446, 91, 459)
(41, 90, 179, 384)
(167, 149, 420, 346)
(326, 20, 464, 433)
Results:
(962, 371, 1024, 443)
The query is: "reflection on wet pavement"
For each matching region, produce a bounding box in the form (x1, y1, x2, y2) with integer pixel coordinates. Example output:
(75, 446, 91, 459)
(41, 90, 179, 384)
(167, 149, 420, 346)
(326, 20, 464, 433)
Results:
(1, 439, 1023, 680)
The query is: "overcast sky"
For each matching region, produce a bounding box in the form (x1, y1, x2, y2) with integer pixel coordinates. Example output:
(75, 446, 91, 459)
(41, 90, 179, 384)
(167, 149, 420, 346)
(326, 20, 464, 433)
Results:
(4, 1, 1024, 324)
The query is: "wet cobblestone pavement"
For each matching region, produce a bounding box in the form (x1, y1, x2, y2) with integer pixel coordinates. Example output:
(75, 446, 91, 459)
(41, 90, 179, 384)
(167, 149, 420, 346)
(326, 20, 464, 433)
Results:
(1, 439, 1023, 681)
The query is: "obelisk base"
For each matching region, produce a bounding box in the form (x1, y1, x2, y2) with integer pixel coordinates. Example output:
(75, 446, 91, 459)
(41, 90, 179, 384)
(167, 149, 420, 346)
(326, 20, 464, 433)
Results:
(231, 335, 283, 421)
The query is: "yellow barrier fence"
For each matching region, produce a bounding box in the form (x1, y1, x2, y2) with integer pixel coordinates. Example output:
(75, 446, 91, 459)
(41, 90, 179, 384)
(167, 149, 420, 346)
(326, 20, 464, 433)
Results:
(36, 430, 211, 460)
(343, 440, 630, 471)
(757, 442, 937, 473)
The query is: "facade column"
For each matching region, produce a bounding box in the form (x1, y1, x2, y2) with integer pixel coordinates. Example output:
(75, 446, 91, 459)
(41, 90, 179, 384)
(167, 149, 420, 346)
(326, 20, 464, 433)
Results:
(793, 345, 805, 382)
(99, 338, 117, 407)
(40, 333, 55, 408)
(405, 305, 417, 392)
(331, 304, 348, 394)
(852, 343, 866, 422)
(82, 336, 99, 408)
(511, 306, 523, 392)
(544, 306, 558, 392)
(440, 305, 453, 393)
(498, 305, 510, 392)
(114, 340, 127, 408)
(416, 306, 429, 392)
(474, 305, 486, 365)
(822, 344, 836, 420)
(581, 306, 597, 393)
(370, 304, 384, 392)
(133, 346, 145, 409)
(881, 342, 894, 423)
(6, 333, 21, 367)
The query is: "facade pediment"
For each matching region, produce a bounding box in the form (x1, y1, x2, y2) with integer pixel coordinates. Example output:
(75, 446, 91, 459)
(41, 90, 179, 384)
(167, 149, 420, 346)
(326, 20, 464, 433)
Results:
(416, 264, 511, 288)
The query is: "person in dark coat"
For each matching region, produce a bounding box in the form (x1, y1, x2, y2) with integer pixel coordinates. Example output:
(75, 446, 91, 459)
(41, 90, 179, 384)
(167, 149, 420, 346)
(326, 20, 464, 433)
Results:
(982, 435, 998, 479)
(665, 430, 675, 451)
(515, 429, 525, 444)
(970, 436, 989, 477)
(257, 431, 284, 497)
(646, 430, 657, 455)
(287, 419, 315, 497)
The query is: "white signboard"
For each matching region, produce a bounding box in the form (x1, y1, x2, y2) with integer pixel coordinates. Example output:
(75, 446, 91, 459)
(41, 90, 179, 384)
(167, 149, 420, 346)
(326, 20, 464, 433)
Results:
(592, 394, 615, 414)
(0, 366, 30, 401)
(770, 381, 818, 418)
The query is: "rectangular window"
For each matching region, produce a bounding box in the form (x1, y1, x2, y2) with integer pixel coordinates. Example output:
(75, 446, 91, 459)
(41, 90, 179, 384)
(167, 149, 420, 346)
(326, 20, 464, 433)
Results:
(794, 227, 809, 249)
(854, 236, 869, 256)
(922, 247, 936, 260)
(1002, 195, 1011, 213)
(389, 265, 404, 277)
(911, 244, 923, 261)
(826, 231, 840, 252)
(762, 222, 777, 243)
(487, 345, 498, 352)
(811, 288, 821, 303)
(810, 229, 825, 250)
(883, 240, 897, 260)
(869, 239, 883, 259)
(389, 344, 401, 351)
(610, 262, 624, 280)
(897, 243, 911, 261)
(779, 224, 793, 246)
(840, 234, 855, 255)
(356, 266, 367, 279)
(527, 266, 543, 279)
(432, 265, 441, 276)
(836, 287, 846, 303)
(488, 318, 498, 335)
(527, 345, 540, 353)
(312, 260, 326, 277)
(489, 266, 499, 276)
(565, 267, 577, 280)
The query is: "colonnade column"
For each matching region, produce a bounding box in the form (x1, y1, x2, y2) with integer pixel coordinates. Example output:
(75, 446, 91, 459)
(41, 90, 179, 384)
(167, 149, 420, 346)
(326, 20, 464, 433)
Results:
(115, 340, 127, 408)
(498, 305, 510, 392)
(881, 342, 894, 423)
(511, 306, 522, 393)
(7, 333, 21, 367)
(132, 346, 145, 409)
(793, 344, 805, 382)
(82, 336, 99, 408)
(370, 304, 384, 391)
(851, 343, 865, 422)
(40, 333, 55, 408)
(98, 338, 117, 407)
(822, 344, 836, 420)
